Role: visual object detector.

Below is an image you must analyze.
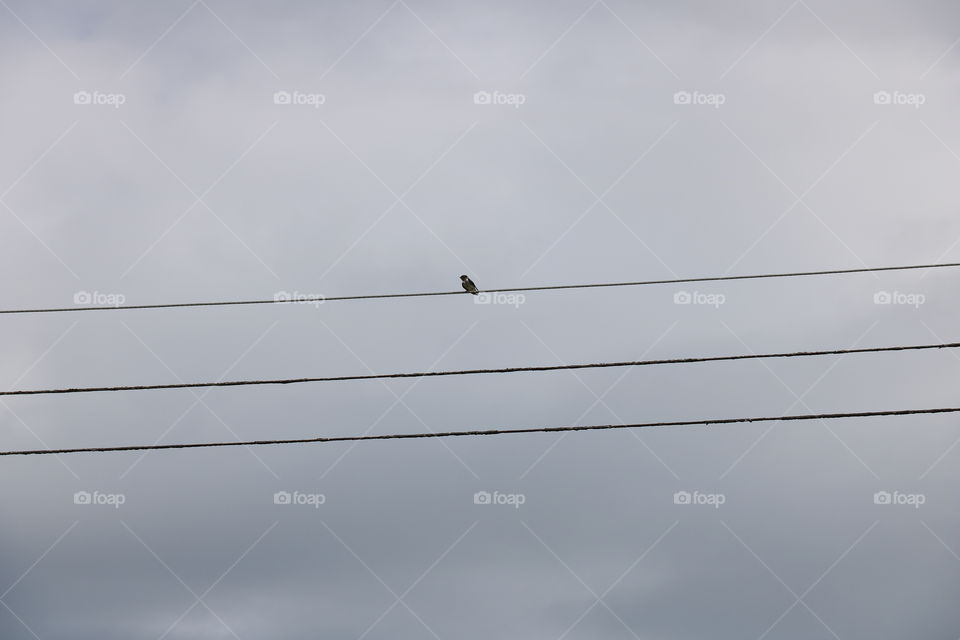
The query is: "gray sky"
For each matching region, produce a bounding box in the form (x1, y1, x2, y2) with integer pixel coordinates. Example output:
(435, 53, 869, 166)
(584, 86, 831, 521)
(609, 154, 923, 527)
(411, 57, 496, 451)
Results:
(1, 1, 959, 638)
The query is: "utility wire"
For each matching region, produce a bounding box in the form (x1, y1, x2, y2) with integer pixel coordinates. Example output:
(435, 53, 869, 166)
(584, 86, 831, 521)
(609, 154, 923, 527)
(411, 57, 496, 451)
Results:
(3, 340, 959, 397)
(2, 261, 957, 315)
(2, 406, 958, 456)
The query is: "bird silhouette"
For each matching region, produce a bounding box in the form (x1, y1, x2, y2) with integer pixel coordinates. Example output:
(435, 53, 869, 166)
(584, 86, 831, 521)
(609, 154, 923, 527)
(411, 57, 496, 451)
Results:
(460, 275, 479, 295)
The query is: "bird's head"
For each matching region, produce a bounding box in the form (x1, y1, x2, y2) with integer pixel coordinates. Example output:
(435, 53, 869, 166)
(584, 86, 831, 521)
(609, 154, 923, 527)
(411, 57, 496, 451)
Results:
(460, 275, 470, 281)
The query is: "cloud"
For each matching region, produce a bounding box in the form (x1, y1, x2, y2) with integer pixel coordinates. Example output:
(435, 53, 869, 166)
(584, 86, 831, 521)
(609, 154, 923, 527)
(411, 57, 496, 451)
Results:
(1, 1, 959, 638)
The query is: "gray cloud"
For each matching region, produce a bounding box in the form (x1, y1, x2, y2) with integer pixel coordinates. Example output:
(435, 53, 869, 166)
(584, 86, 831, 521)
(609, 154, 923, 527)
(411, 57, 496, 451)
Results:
(1, 1, 959, 638)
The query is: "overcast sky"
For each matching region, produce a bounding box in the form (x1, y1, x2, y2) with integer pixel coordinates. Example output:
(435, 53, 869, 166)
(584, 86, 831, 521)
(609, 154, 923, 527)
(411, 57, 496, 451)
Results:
(1, 1, 959, 638)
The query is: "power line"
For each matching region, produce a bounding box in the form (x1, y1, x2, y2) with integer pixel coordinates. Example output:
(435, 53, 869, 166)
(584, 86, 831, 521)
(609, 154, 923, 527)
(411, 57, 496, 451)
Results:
(2, 261, 957, 315)
(4, 340, 959, 397)
(2, 406, 958, 456)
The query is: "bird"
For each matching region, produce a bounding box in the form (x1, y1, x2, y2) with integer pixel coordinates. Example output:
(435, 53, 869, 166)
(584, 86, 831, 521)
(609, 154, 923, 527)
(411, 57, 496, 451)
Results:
(460, 275, 479, 295)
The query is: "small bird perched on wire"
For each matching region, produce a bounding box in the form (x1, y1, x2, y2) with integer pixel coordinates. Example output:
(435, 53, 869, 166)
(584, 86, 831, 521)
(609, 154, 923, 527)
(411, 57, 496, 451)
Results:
(460, 275, 479, 295)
